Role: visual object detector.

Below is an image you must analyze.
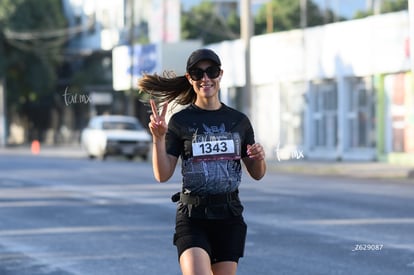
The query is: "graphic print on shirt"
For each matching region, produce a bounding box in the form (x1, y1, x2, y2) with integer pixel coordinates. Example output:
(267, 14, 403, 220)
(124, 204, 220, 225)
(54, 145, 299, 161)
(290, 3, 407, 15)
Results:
(182, 122, 243, 195)
(191, 123, 241, 161)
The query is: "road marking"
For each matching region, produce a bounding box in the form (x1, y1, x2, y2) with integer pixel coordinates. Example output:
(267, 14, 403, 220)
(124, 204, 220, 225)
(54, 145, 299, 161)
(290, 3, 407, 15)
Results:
(0, 225, 167, 237)
(294, 217, 414, 225)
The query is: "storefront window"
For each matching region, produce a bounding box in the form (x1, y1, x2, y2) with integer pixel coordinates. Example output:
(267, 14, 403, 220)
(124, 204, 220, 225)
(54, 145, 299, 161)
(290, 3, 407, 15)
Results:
(346, 77, 376, 149)
(279, 82, 305, 148)
(310, 80, 337, 149)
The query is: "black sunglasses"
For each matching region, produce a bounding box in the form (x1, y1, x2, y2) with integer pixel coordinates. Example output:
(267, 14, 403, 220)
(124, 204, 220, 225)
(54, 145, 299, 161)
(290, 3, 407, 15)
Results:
(189, 66, 221, 81)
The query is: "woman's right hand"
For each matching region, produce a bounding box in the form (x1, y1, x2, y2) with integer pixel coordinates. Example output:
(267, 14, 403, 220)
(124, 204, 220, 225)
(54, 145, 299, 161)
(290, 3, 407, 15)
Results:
(149, 99, 168, 139)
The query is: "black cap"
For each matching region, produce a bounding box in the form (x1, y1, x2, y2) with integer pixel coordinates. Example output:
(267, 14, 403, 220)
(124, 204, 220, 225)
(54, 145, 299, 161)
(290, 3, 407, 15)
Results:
(186, 49, 221, 72)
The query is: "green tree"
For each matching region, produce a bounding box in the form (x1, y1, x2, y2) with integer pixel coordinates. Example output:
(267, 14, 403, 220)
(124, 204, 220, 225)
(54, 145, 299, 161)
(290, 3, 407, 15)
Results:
(181, 1, 240, 44)
(181, 0, 345, 43)
(254, 0, 344, 35)
(0, 0, 68, 140)
(3, 0, 67, 104)
(382, 0, 408, 12)
(0, 0, 24, 76)
(353, 0, 408, 19)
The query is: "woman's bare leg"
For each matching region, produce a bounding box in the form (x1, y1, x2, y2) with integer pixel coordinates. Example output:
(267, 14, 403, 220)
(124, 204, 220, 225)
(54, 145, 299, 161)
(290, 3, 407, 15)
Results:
(211, 261, 237, 275)
(179, 247, 212, 275)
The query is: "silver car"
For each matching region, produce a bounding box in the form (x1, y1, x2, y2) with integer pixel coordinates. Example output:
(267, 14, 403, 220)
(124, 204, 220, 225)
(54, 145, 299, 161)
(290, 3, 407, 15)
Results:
(81, 115, 151, 160)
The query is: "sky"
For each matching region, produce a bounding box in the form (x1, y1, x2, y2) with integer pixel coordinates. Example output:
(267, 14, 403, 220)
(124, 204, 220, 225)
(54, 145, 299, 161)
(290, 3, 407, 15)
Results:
(183, 0, 368, 18)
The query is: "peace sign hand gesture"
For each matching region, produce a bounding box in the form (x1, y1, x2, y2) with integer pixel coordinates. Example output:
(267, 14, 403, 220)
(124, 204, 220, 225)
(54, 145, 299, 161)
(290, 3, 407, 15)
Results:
(149, 99, 169, 139)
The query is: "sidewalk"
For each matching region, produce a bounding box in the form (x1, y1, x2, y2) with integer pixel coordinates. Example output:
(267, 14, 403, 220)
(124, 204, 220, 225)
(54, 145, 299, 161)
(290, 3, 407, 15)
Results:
(0, 144, 85, 159)
(1, 145, 413, 180)
(268, 159, 414, 180)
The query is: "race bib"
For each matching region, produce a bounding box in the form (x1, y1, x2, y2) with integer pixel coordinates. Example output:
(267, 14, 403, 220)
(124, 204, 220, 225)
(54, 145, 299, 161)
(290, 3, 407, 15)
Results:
(193, 139, 235, 156)
(192, 132, 241, 161)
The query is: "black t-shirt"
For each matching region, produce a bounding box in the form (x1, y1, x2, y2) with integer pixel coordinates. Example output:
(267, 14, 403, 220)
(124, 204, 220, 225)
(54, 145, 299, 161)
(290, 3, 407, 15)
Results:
(166, 103, 255, 195)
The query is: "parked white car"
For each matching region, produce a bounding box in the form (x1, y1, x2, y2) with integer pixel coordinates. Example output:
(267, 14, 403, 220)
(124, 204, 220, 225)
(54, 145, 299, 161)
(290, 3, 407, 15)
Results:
(81, 115, 151, 160)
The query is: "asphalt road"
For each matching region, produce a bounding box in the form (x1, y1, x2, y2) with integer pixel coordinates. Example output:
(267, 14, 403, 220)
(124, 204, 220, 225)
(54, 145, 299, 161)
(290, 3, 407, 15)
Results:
(0, 154, 413, 275)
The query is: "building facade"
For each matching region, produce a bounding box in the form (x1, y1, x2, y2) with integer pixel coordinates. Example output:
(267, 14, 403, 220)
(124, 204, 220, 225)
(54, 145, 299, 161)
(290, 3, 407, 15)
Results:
(209, 11, 414, 164)
(59, 2, 414, 165)
(58, 0, 182, 140)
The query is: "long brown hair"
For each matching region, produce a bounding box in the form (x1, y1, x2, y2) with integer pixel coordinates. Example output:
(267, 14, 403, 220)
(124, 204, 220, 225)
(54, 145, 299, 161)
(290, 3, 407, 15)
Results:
(138, 71, 195, 105)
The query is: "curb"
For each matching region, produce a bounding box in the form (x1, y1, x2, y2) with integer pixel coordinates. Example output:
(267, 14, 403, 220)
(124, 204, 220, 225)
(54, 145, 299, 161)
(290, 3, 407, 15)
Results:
(0, 145, 85, 159)
(267, 160, 414, 180)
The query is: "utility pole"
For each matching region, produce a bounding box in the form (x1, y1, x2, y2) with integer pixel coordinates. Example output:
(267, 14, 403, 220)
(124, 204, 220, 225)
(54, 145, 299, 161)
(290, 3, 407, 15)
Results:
(266, 1, 273, 33)
(0, 35, 6, 147)
(373, 0, 382, 15)
(241, 0, 252, 117)
(0, 78, 6, 147)
(410, 0, 414, 74)
(300, 0, 307, 29)
(128, 0, 136, 116)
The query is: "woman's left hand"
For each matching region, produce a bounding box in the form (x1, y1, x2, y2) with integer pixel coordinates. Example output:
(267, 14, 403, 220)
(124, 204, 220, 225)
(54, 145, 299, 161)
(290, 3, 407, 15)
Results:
(247, 143, 265, 161)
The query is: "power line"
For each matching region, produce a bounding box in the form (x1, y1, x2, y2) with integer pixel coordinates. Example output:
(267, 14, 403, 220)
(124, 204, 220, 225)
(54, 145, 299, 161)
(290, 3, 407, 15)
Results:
(2, 18, 94, 55)
(3, 18, 94, 41)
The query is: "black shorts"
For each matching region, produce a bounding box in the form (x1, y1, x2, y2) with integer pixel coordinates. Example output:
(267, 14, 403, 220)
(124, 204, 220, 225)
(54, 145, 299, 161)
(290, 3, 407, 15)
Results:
(173, 211, 247, 264)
